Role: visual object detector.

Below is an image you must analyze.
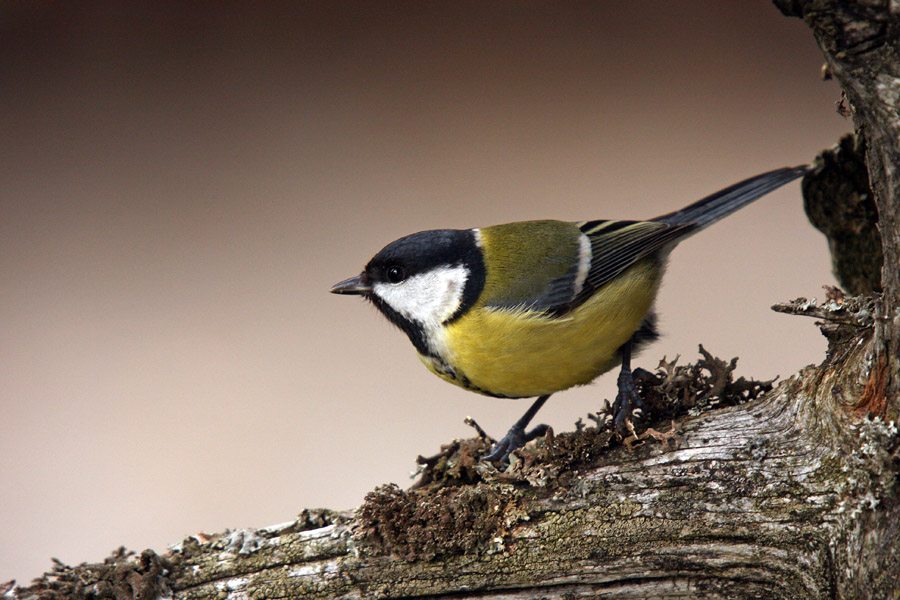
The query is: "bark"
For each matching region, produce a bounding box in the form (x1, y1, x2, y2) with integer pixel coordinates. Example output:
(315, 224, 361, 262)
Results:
(774, 0, 900, 396)
(802, 133, 881, 295)
(10, 3, 900, 600)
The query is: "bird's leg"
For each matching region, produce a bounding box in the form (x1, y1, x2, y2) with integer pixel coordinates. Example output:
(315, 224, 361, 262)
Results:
(611, 337, 644, 436)
(481, 394, 551, 463)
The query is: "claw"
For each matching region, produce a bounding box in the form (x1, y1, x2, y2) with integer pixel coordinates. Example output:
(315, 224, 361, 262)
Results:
(611, 343, 645, 437)
(481, 423, 549, 463)
(480, 395, 552, 464)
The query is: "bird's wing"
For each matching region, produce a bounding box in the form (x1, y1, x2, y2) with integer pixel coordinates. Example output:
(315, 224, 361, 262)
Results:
(581, 219, 694, 287)
(531, 167, 807, 316)
(477, 220, 585, 313)
(555, 219, 696, 315)
(480, 219, 695, 317)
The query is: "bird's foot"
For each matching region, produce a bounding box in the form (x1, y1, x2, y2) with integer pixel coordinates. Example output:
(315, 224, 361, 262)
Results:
(481, 423, 550, 464)
(611, 368, 644, 437)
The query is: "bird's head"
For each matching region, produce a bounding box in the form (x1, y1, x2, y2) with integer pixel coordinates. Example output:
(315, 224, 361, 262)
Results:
(330, 228, 485, 353)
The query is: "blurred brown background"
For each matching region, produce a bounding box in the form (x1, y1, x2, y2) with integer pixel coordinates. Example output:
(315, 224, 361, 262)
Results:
(2, 1, 847, 583)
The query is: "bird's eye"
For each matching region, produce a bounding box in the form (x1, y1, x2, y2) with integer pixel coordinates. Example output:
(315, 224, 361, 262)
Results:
(386, 265, 406, 284)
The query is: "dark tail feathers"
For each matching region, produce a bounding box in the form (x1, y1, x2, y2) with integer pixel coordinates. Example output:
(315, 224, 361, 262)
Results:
(653, 165, 810, 229)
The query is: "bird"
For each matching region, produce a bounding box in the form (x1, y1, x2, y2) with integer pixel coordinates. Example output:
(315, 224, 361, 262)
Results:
(331, 165, 809, 462)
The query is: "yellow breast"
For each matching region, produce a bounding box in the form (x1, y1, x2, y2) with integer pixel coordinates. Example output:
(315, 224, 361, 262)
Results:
(421, 259, 661, 398)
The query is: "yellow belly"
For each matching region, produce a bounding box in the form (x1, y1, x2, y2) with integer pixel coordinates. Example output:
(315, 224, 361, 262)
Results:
(419, 259, 661, 398)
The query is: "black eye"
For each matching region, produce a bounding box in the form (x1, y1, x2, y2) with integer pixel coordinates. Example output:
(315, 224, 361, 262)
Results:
(386, 265, 406, 284)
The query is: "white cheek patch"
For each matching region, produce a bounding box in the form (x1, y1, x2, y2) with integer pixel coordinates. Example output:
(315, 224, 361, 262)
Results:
(373, 265, 469, 331)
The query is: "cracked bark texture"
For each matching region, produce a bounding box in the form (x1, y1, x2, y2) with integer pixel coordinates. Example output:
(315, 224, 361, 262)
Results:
(10, 3, 900, 600)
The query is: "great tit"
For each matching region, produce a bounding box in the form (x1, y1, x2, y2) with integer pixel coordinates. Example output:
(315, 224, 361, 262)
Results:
(331, 165, 809, 462)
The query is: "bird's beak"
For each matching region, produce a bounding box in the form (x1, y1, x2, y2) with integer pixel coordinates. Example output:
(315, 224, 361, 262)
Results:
(330, 274, 372, 295)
